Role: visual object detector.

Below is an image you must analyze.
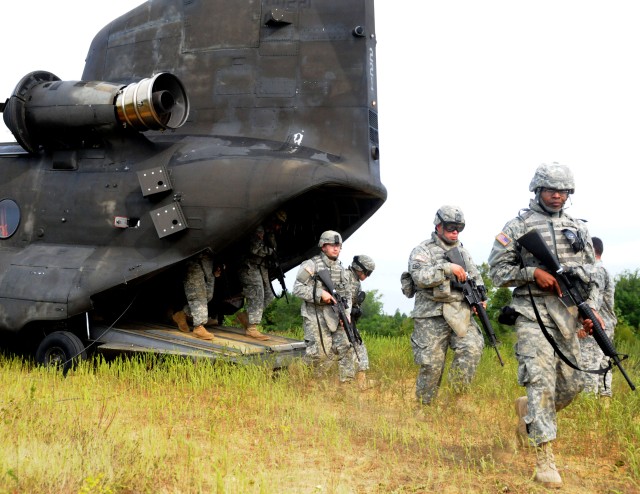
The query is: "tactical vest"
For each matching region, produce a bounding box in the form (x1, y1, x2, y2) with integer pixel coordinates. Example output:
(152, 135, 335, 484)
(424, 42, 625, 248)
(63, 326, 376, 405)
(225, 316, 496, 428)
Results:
(416, 239, 466, 303)
(514, 209, 584, 298)
(347, 267, 363, 305)
(311, 254, 349, 298)
(347, 267, 361, 292)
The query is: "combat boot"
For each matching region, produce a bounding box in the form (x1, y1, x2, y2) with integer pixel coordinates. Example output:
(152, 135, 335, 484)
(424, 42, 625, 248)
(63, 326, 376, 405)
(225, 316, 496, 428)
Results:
(534, 442, 562, 488)
(356, 371, 367, 390)
(235, 311, 249, 330)
(192, 325, 214, 340)
(515, 396, 531, 446)
(172, 310, 190, 333)
(245, 324, 269, 341)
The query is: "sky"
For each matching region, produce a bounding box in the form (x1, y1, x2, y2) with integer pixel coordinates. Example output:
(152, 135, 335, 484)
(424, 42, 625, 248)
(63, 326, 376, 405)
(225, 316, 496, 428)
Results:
(2, 1, 639, 316)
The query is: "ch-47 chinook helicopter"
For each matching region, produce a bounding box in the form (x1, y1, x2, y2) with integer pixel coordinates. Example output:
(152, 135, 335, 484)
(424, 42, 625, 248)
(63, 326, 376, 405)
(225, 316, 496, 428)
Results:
(0, 0, 385, 371)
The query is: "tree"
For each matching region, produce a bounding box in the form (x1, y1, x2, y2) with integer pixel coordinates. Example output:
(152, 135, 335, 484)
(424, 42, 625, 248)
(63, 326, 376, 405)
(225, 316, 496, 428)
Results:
(615, 269, 640, 331)
(360, 288, 384, 319)
(486, 287, 513, 336)
(475, 263, 513, 336)
(347, 289, 412, 337)
(263, 294, 303, 334)
(478, 263, 494, 295)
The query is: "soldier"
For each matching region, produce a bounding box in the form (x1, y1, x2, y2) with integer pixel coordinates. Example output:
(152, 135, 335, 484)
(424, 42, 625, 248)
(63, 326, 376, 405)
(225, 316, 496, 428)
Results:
(488, 163, 599, 488)
(580, 236, 618, 398)
(236, 210, 287, 341)
(345, 255, 376, 387)
(292, 230, 356, 382)
(171, 251, 217, 340)
(407, 206, 485, 405)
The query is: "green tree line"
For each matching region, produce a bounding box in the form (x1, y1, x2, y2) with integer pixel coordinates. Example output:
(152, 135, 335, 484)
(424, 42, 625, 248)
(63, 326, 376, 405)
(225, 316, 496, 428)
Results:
(262, 266, 640, 347)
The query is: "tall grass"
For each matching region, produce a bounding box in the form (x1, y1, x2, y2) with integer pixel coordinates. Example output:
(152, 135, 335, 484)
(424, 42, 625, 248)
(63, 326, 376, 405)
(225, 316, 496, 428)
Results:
(0, 333, 638, 494)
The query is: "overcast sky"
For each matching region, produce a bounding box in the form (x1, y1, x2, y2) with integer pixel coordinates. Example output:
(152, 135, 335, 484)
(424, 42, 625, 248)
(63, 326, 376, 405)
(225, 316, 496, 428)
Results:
(2, 1, 639, 315)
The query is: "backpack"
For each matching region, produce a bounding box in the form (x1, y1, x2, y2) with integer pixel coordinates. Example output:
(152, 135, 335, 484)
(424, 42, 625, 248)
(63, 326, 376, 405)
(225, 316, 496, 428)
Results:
(400, 271, 416, 298)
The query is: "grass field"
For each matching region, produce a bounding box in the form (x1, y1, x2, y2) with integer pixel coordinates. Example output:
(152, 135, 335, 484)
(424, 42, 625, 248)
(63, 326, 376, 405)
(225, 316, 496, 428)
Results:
(0, 333, 638, 493)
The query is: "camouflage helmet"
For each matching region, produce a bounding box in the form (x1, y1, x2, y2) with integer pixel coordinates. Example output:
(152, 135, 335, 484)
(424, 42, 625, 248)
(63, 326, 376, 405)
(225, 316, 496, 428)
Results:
(352, 255, 375, 276)
(528, 163, 575, 194)
(318, 230, 342, 247)
(433, 205, 465, 227)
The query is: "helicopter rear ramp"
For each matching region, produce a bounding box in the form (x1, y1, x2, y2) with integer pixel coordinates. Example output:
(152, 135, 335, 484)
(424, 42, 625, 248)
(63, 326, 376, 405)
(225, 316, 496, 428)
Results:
(89, 322, 305, 368)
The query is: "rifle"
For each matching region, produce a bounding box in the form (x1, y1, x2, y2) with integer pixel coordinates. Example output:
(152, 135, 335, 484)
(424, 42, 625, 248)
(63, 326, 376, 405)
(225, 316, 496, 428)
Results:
(269, 252, 289, 303)
(446, 248, 505, 366)
(351, 290, 366, 326)
(518, 230, 635, 391)
(316, 269, 362, 359)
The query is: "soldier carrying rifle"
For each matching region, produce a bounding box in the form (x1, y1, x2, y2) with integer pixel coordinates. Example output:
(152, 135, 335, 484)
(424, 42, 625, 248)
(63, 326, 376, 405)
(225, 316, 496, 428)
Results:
(292, 230, 357, 383)
(235, 210, 288, 341)
(345, 255, 376, 388)
(488, 163, 602, 488)
(406, 205, 486, 406)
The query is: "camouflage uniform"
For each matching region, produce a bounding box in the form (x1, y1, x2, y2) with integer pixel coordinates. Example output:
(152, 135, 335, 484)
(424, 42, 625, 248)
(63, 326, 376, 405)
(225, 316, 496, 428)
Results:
(181, 251, 215, 326)
(345, 265, 369, 372)
(408, 231, 485, 405)
(580, 258, 617, 396)
(488, 199, 596, 445)
(238, 225, 276, 325)
(292, 251, 356, 381)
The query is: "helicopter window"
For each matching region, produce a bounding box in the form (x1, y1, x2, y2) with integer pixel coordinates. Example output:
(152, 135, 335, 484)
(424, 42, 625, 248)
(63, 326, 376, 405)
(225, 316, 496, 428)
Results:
(0, 199, 20, 239)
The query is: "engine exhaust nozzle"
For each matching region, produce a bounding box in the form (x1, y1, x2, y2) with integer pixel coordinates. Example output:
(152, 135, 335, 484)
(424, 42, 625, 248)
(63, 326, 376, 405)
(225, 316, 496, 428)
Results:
(1, 71, 189, 153)
(116, 73, 189, 131)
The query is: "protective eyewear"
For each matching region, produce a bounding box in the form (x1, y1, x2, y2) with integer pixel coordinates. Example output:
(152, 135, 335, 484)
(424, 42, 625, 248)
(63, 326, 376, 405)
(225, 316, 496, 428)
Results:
(541, 188, 570, 197)
(443, 222, 464, 233)
(353, 256, 372, 277)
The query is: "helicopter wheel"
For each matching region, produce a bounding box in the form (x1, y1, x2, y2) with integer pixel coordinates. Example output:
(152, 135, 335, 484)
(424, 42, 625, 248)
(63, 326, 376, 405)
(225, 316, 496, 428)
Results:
(35, 331, 87, 375)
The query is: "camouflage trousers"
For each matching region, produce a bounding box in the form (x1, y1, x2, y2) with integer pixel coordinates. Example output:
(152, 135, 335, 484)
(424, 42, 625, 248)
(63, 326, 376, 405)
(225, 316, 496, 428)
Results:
(580, 334, 613, 397)
(515, 316, 584, 445)
(182, 253, 214, 327)
(301, 308, 357, 382)
(354, 342, 369, 372)
(411, 316, 484, 405)
(239, 262, 274, 325)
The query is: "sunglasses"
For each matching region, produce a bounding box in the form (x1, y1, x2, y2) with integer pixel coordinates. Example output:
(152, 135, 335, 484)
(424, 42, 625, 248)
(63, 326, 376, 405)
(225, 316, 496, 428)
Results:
(443, 223, 465, 233)
(540, 188, 570, 197)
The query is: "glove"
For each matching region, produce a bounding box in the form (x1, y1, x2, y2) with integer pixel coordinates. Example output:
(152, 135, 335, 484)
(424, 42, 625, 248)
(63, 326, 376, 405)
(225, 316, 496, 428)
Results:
(351, 306, 362, 323)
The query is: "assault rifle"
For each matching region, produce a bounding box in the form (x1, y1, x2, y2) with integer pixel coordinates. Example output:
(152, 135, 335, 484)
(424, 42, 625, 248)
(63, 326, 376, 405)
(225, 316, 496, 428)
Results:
(316, 269, 362, 359)
(518, 230, 635, 391)
(351, 290, 366, 326)
(446, 248, 504, 366)
(269, 252, 289, 303)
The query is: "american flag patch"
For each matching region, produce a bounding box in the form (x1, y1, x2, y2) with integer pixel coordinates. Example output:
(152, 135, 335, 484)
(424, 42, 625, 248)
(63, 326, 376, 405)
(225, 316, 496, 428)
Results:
(496, 232, 511, 247)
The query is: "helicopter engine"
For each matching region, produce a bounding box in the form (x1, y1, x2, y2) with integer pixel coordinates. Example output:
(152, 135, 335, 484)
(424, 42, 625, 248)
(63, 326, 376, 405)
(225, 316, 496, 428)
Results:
(1, 71, 189, 153)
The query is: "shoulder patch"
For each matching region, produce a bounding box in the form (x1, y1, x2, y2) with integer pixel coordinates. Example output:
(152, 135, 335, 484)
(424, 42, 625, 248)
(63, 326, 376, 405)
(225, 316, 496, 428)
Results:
(496, 232, 511, 247)
(300, 259, 316, 276)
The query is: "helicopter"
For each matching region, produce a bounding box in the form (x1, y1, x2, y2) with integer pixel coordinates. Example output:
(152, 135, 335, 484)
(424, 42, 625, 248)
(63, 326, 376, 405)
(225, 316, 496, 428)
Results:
(0, 0, 385, 371)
